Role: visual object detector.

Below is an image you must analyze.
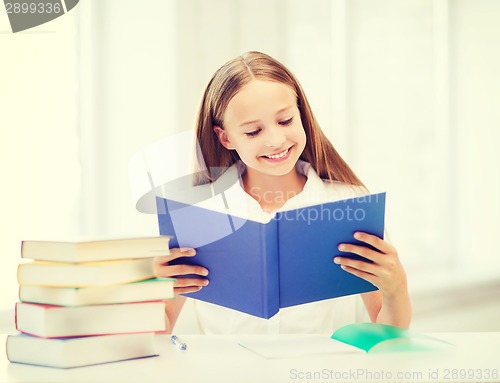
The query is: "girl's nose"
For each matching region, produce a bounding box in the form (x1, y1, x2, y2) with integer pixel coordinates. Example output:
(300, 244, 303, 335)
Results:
(264, 126, 286, 147)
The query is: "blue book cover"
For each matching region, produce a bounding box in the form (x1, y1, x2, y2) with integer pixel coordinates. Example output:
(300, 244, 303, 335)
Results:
(157, 192, 385, 319)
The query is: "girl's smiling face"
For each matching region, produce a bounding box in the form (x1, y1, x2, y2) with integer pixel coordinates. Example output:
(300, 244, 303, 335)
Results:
(214, 80, 306, 180)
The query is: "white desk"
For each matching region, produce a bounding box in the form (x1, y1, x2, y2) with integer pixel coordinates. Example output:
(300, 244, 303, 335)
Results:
(2, 333, 499, 383)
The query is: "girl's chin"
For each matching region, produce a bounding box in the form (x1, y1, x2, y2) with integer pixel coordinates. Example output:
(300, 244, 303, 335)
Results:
(250, 160, 298, 178)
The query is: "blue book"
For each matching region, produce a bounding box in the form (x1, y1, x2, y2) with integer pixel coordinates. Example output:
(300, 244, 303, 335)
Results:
(157, 192, 385, 319)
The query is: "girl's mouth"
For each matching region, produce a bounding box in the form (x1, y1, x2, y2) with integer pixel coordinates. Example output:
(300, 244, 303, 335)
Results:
(261, 146, 292, 162)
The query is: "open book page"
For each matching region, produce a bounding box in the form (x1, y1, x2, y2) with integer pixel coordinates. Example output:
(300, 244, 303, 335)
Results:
(238, 335, 363, 359)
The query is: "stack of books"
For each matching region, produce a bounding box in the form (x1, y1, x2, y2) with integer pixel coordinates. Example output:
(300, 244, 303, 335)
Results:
(6, 236, 174, 368)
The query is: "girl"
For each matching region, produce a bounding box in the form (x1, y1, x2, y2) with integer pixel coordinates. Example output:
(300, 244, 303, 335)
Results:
(154, 51, 411, 334)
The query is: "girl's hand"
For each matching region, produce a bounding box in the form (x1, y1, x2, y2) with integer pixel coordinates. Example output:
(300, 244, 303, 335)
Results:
(154, 248, 209, 295)
(333, 232, 407, 298)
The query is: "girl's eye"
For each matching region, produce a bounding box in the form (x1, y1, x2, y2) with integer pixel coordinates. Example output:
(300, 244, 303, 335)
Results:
(279, 117, 293, 126)
(245, 129, 261, 137)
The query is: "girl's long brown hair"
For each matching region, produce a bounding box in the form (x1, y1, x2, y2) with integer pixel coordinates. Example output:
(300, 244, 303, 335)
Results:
(195, 51, 364, 187)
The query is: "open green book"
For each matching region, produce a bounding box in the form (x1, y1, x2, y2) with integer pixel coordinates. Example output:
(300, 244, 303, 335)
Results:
(332, 323, 453, 353)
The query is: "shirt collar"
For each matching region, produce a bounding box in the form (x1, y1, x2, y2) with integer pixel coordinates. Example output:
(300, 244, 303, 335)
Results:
(229, 160, 327, 214)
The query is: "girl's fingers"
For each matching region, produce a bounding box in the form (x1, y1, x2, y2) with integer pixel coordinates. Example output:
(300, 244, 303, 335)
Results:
(173, 277, 209, 288)
(155, 263, 209, 278)
(353, 232, 394, 254)
(337, 232, 396, 264)
(338, 265, 378, 286)
(169, 264, 209, 277)
(337, 243, 380, 263)
(154, 248, 208, 278)
(173, 276, 209, 296)
(334, 233, 407, 296)
(155, 247, 197, 265)
(170, 247, 197, 257)
(334, 256, 379, 276)
(174, 286, 203, 295)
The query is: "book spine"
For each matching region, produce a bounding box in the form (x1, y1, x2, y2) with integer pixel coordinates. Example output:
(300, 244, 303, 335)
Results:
(260, 219, 280, 319)
(157, 197, 179, 246)
(14, 303, 19, 331)
(5, 335, 12, 362)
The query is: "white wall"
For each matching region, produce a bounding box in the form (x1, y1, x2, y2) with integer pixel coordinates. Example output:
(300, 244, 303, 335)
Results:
(0, 11, 80, 308)
(450, 0, 500, 277)
(77, 0, 180, 237)
(2, 0, 500, 312)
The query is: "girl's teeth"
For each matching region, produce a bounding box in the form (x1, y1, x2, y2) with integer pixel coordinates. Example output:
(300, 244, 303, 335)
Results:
(266, 149, 288, 159)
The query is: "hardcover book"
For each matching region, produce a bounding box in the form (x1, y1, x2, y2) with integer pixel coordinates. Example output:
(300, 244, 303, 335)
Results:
(6, 332, 158, 369)
(15, 301, 166, 338)
(17, 258, 156, 287)
(21, 236, 171, 263)
(157, 192, 385, 319)
(19, 278, 175, 306)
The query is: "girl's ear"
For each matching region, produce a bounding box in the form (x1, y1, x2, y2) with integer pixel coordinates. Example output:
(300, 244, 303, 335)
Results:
(213, 126, 235, 150)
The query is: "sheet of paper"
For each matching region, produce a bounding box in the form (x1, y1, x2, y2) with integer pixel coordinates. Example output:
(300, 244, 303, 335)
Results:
(238, 335, 364, 359)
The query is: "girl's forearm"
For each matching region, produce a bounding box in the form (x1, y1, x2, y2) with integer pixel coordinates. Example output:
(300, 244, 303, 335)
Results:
(376, 290, 412, 328)
(164, 295, 187, 333)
